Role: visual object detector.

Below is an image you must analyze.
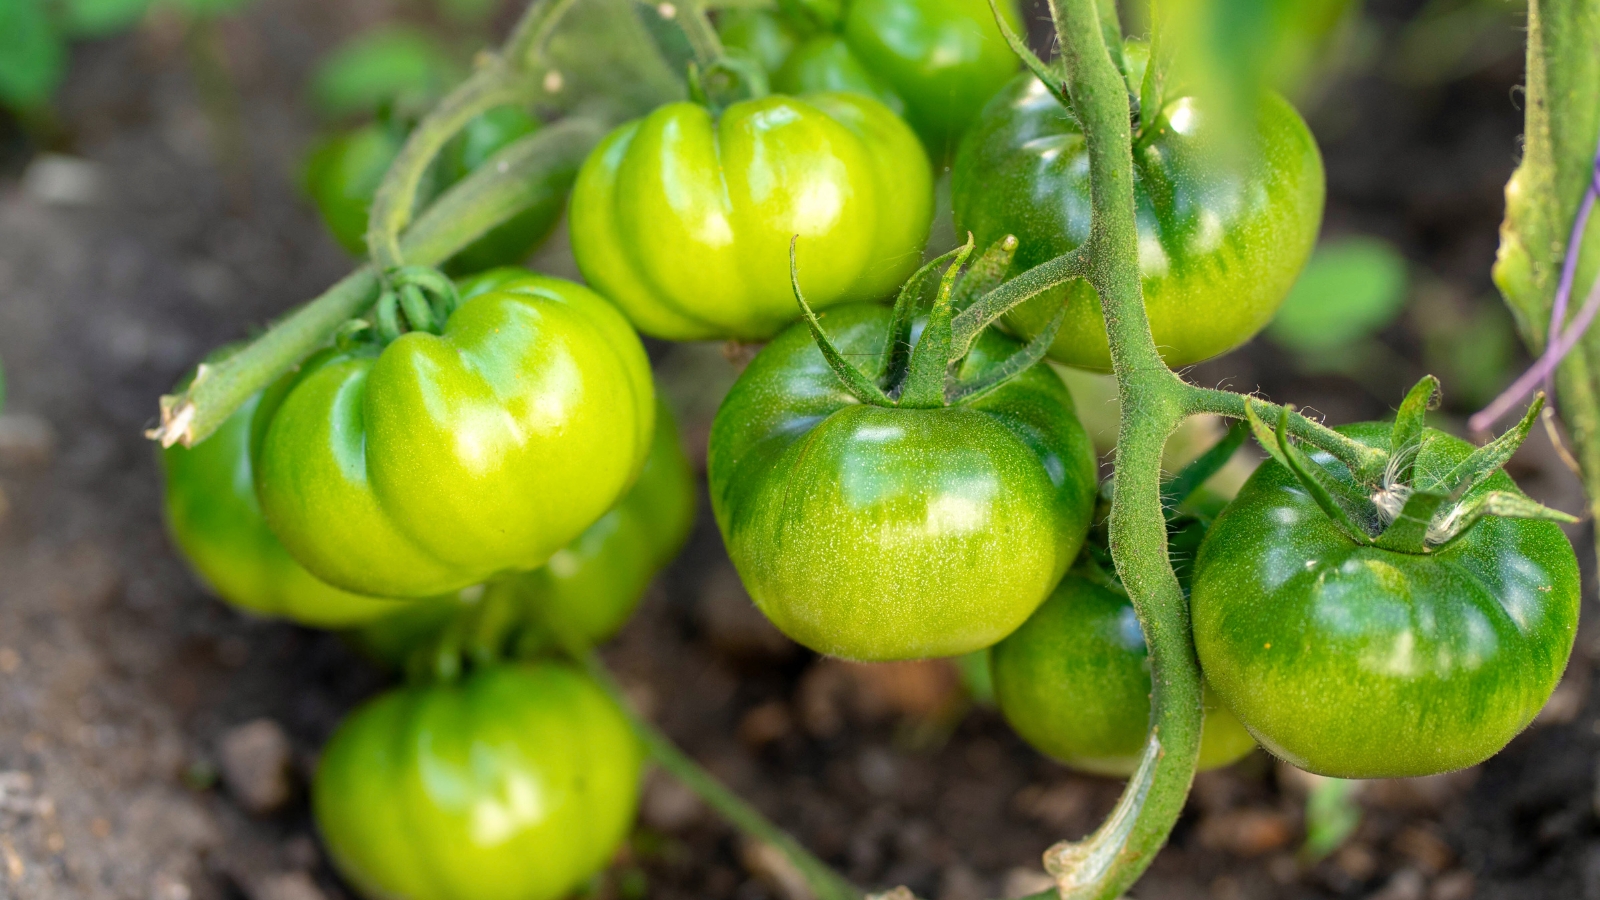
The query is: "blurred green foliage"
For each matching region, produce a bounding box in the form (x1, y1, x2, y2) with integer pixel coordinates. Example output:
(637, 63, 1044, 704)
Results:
(59, 0, 152, 38)
(0, 0, 66, 111)
(1301, 776, 1362, 861)
(309, 26, 462, 121)
(1268, 236, 1409, 353)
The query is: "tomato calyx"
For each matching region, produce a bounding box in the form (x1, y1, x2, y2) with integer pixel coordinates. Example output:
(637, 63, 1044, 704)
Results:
(336, 265, 463, 347)
(687, 55, 771, 112)
(789, 232, 1062, 409)
(1243, 376, 1575, 555)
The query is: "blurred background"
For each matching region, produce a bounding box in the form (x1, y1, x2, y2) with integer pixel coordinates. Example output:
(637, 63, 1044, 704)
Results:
(0, 0, 1595, 898)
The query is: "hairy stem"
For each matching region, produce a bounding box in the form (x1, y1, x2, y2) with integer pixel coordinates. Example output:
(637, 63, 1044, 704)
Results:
(1038, 0, 1203, 897)
(674, 0, 727, 68)
(148, 119, 603, 448)
(1179, 386, 1389, 483)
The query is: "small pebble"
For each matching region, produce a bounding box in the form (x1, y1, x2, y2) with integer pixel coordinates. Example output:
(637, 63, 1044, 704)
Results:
(640, 770, 703, 832)
(218, 719, 294, 815)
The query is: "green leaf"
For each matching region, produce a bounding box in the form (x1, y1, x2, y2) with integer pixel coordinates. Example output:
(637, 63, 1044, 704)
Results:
(0, 0, 65, 111)
(1267, 236, 1409, 353)
(58, 0, 151, 38)
(309, 26, 461, 120)
(1301, 777, 1361, 862)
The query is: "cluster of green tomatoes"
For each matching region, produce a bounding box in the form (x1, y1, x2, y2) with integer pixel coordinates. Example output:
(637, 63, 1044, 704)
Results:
(159, 0, 1581, 896)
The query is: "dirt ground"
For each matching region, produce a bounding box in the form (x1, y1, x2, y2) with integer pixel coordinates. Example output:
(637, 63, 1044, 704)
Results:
(2, 1, 1599, 899)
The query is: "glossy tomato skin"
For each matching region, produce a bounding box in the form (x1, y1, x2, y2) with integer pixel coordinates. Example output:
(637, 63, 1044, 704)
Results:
(991, 574, 1255, 777)
(314, 662, 642, 900)
(304, 107, 561, 272)
(839, 0, 1020, 154)
(1191, 423, 1580, 778)
(774, 36, 906, 118)
(952, 76, 1325, 370)
(568, 93, 932, 341)
(161, 392, 404, 628)
(352, 398, 697, 667)
(253, 273, 654, 599)
(708, 302, 1097, 661)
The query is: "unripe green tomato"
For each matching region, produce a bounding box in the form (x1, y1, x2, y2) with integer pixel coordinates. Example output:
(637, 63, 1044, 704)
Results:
(952, 75, 1325, 371)
(351, 397, 698, 667)
(253, 273, 655, 598)
(314, 662, 643, 900)
(568, 93, 932, 341)
(991, 574, 1256, 777)
(774, 35, 906, 119)
(719, 7, 800, 73)
(708, 302, 1098, 661)
(1192, 423, 1580, 778)
(303, 106, 561, 272)
(161, 391, 405, 628)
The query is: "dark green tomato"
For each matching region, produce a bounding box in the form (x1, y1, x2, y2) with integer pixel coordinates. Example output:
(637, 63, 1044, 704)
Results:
(314, 662, 642, 900)
(351, 399, 697, 668)
(1191, 424, 1580, 778)
(161, 391, 407, 628)
(303, 106, 561, 272)
(991, 574, 1255, 777)
(839, 0, 1021, 154)
(952, 76, 1325, 371)
(569, 92, 932, 341)
(253, 273, 655, 599)
(708, 302, 1098, 661)
(774, 35, 906, 119)
(719, 7, 800, 73)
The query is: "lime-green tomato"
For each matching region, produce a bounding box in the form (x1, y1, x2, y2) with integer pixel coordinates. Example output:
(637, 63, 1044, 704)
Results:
(303, 123, 405, 256)
(1192, 424, 1580, 778)
(352, 398, 697, 667)
(718, 7, 800, 73)
(839, 0, 1021, 154)
(708, 303, 1098, 661)
(774, 36, 906, 118)
(568, 93, 932, 341)
(991, 574, 1255, 777)
(952, 76, 1325, 371)
(161, 392, 404, 628)
(303, 107, 561, 272)
(253, 273, 655, 599)
(314, 662, 642, 900)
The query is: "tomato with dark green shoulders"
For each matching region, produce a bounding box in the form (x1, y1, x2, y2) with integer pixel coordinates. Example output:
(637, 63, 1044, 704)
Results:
(252, 271, 654, 599)
(1191, 423, 1580, 778)
(351, 397, 697, 667)
(991, 573, 1256, 777)
(569, 92, 931, 342)
(161, 391, 406, 628)
(952, 72, 1325, 371)
(314, 662, 642, 900)
(707, 302, 1097, 661)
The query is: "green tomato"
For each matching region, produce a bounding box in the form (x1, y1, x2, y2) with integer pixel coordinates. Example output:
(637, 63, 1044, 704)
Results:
(991, 574, 1256, 777)
(314, 662, 642, 900)
(719, 7, 800, 73)
(773, 35, 906, 119)
(708, 302, 1098, 661)
(568, 92, 932, 341)
(1191, 423, 1580, 778)
(253, 273, 654, 599)
(352, 397, 697, 667)
(303, 106, 561, 272)
(161, 391, 407, 628)
(952, 75, 1325, 371)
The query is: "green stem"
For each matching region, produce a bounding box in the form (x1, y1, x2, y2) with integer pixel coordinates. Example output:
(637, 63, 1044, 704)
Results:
(581, 654, 861, 900)
(1036, 1, 1203, 897)
(676, 0, 727, 68)
(1178, 386, 1389, 483)
(148, 118, 604, 448)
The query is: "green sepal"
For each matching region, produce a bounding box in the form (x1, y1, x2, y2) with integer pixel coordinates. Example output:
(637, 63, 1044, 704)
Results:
(950, 234, 1019, 312)
(1136, 22, 1169, 140)
(1160, 421, 1246, 515)
(1431, 394, 1545, 496)
(789, 237, 892, 407)
(986, 0, 1073, 112)
(1388, 375, 1439, 488)
(881, 243, 972, 392)
(950, 245, 1088, 357)
(1373, 488, 1449, 554)
(1429, 490, 1578, 551)
(945, 299, 1066, 406)
(1246, 402, 1374, 545)
(899, 236, 974, 409)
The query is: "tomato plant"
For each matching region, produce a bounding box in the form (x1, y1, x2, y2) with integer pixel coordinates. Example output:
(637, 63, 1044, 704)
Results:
(314, 662, 643, 900)
(952, 65, 1325, 371)
(569, 91, 931, 342)
(1191, 412, 1580, 778)
(708, 245, 1098, 661)
(252, 270, 654, 598)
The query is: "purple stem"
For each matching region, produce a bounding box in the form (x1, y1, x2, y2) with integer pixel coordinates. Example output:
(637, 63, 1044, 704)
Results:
(1469, 134, 1600, 435)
